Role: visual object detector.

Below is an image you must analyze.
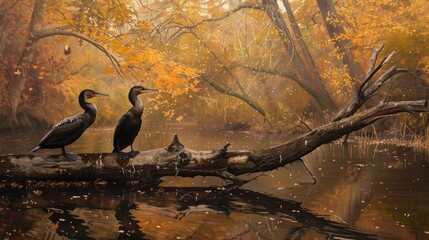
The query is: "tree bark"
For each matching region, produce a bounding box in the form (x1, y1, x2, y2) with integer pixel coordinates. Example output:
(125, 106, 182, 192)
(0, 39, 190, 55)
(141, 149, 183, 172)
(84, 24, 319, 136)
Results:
(5, 0, 47, 129)
(317, 0, 366, 82)
(261, 0, 338, 111)
(282, 0, 318, 74)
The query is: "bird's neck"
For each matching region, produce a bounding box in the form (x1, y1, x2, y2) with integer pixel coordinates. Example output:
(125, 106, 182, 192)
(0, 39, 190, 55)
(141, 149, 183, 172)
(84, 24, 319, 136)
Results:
(133, 97, 144, 117)
(130, 94, 144, 114)
(129, 91, 139, 106)
(79, 97, 98, 117)
(85, 103, 98, 114)
(84, 103, 98, 126)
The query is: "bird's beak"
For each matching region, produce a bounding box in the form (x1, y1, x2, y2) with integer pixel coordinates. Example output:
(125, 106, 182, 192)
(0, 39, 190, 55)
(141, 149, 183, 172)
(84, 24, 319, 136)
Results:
(92, 92, 110, 98)
(141, 89, 159, 94)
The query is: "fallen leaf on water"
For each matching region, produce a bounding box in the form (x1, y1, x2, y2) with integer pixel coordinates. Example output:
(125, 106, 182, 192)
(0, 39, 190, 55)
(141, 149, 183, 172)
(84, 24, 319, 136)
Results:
(33, 190, 42, 196)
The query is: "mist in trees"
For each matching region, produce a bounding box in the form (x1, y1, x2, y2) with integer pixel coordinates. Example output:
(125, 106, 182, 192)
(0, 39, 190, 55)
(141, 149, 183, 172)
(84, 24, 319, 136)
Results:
(0, 0, 428, 135)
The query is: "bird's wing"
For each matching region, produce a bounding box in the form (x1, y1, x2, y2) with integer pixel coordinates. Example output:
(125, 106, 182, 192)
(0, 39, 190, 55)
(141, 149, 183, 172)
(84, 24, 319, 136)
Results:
(113, 115, 128, 140)
(53, 114, 84, 128)
(51, 114, 85, 135)
(113, 115, 129, 151)
(38, 114, 86, 145)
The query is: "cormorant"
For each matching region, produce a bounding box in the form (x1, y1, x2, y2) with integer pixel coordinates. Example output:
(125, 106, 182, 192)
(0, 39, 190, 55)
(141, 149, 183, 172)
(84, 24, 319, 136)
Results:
(31, 89, 109, 160)
(112, 86, 158, 155)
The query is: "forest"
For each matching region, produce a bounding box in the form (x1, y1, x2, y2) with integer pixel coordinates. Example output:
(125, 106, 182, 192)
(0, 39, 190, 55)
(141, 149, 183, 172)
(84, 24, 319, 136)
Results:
(0, 0, 427, 135)
(0, 0, 429, 239)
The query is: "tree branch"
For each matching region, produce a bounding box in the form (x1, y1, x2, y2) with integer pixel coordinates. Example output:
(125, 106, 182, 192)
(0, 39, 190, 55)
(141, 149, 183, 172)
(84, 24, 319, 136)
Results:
(56, 64, 92, 85)
(358, 51, 395, 96)
(367, 43, 384, 74)
(179, 28, 267, 119)
(201, 75, 267, 118)
(188, 29, 248, 94)
(241, 65, 301, 87)
(333, 52, 404, 122)
(283, 105, 312, 132)
(34, 29, 123, 78)
(167, 4, 264, 30)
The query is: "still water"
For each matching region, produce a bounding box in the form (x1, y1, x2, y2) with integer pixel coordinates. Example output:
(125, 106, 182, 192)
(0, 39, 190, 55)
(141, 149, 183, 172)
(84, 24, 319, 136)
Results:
(0, 125, 428, 239)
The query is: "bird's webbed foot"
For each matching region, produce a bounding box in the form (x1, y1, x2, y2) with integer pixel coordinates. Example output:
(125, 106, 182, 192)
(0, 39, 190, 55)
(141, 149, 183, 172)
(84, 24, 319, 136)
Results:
(129, 145, 139, 157)
(128, 150, 140, 158)
(64, 153, 78, 161)
(118, 151, 128, 161)
(117, 150, 139, 161)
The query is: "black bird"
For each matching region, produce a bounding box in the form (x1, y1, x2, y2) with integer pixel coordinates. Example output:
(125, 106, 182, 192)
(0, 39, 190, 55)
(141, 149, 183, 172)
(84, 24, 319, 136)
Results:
(31, 89, 109, 160)
(113, 86, 158, 154)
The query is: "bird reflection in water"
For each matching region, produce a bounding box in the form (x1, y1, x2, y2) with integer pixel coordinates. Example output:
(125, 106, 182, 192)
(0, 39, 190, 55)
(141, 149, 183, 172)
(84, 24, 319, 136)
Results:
(0, 183, 377, 239)
(46, 206, 94, 240)
(115, 199, 147, 240)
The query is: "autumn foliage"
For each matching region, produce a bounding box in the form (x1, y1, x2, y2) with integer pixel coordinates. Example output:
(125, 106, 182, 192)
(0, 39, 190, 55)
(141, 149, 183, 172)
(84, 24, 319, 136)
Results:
(0, 0, 427, 133)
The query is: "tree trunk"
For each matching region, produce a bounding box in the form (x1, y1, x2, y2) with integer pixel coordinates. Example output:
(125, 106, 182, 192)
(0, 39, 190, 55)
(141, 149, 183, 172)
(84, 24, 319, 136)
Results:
(317, 0, 366, 82)
(3, 0, 123, 130)
(282, 0, 318, 74)
(261, 0, 337, 111)
(5, 0, 47, 129)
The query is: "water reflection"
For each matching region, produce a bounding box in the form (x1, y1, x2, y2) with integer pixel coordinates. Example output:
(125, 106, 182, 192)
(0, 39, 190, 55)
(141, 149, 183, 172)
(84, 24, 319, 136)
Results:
(1, 126, 429, 239)
(46, 206, 94, 240)
(0, 184, 376, 239)
(115, 199, 146, 239)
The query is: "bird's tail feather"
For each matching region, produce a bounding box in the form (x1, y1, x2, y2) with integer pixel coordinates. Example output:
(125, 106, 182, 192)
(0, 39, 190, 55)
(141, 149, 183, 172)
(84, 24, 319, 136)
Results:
(31, 146, 41, 153)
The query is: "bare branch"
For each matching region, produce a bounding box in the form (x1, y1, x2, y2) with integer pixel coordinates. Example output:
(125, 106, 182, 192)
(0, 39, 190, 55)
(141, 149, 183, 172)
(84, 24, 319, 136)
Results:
(358, 51, 395, 96)
(165, 4, 265, 41)
(34, 29, 124, 78)
(367, 43, 384, 74)
(283, 105, 312, 132)
(201, 75, 267, 118)
(241, 65, 301, 85)
(56, 64, 92, 85)
(178, 29, 267, 119)
(333, 66, 408, 122)
(168, 4, 264, 30)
